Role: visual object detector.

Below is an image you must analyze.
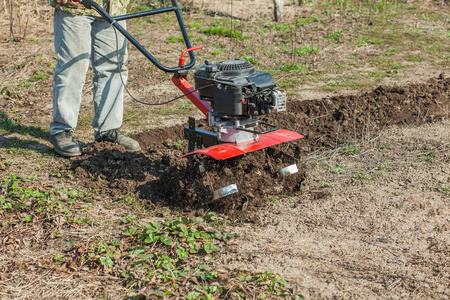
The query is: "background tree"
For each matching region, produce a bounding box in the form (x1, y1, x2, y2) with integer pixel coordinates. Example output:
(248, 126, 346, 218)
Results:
(273, 0, 283, 22)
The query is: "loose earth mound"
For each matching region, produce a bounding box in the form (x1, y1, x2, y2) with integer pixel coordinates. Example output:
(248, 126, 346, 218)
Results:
(71, 75, 449, 220)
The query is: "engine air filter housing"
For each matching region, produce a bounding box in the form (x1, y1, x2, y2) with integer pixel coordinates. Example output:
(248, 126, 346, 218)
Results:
(212, 59, 256, 77)
(193, 59, 277, 116)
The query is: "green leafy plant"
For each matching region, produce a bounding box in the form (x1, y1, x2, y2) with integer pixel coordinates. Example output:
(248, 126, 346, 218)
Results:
(376, 142, 390, 149)
(0, 173, 89, 221)
(331, 165, 347, 174)
(57, 215, 299, 298)
(167, 140, 184, 150)
(164, 35, 178, 43)
(353, 171, 370, 180)
(199, 26, 250, 41)
(424, 151, 436, 163)
(340, 144, 361, 155)
(121, 215, 137, 224)
(99, 254, 114, 267)
(325, 30, 344, 42)
(292, 46, 319, 56)
(376, 163, 388, 170)
(319, 182, 334, 188)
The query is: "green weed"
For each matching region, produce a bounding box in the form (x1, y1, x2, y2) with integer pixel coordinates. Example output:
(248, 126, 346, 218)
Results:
(325, 30, 344, 42)
(268, 195, 279, 205)
(167, 140, 184, 150)
(279, 63, 306, 72)
(1, 85, 18, 98)
(200, 26, 250, 41)
(52, 217, 240, 298)
(295, 15, 320, 26)
(155, 107, 174, 115)
(18, 82, 32, 88)
(164, 34, 193, 43)
(0, 173, 90, 226)
(29, 72, 49, 82)
(439, 185, 450, 192)
(419, 151, 436, 163)
(294, 46, 319, 56)
(319, 182, 334, 188)
(372, 38, 383, 45)
(0, 159, 13, 171)
(267, 22, 292, 32)
(72, 216, 94, 225)
(353, 171, 370, 180)
(340, 144, 361, 155)
(384, 48, 400, 56)
(392, 190, 402, 196)
(121, 215, 137, 224)
(356, 38, 369, 48)
(376, 163, 388, 170)
(119, 195, 134, 203)
(409, 54, 421, 61)
(164, 35, 178, 43)
(331, 165, 347, 174)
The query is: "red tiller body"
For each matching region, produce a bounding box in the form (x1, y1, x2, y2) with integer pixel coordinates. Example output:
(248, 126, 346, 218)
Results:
(79, 0, 304, 160)
(172, 74, 304, 160)
(171, 75, 212, 119)
(180, 129, 304, 160)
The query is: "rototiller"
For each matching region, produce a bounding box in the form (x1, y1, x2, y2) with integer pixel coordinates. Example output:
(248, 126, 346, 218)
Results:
(80, 0, 303, 160)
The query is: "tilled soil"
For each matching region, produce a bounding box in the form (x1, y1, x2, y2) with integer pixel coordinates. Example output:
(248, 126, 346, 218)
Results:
(1, 1, 449, 298)
(70, 75, 450, 220)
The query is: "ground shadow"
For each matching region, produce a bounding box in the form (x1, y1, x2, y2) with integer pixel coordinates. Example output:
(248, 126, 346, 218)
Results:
(0, 112, 51, 153)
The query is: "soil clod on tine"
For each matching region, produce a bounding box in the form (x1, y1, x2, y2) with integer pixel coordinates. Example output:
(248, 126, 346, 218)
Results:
(142, 146, 306, 219)
(72, 139, 306, 220)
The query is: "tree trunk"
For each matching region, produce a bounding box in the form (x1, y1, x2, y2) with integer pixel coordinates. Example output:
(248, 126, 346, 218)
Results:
(273, 0, 283, 22)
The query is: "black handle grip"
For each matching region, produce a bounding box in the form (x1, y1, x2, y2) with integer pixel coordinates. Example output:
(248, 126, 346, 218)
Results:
(79, 0, 196, 73)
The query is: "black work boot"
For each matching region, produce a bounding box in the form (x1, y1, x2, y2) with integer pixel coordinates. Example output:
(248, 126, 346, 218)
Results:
(96, 129, 141, 152)
(49, 131, 82, 157)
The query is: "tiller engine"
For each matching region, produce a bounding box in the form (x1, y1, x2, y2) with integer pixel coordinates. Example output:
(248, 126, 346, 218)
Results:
(178, 59, 303, 159)
(81, 0, 303, 160)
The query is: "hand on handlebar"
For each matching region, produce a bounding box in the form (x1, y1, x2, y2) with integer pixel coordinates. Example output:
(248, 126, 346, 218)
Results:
(75, 0, 92, 9)
(56, 0, 91, 9)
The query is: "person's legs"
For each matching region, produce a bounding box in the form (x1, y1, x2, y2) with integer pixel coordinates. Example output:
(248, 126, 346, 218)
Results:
(90, 18, 128, 137)
(90, 19, 140, 152)
(50, 9, 93, 134)
(50, 10, 94, 156)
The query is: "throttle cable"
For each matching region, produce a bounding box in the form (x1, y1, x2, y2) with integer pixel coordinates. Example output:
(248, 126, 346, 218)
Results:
(112, 26, 213, 106)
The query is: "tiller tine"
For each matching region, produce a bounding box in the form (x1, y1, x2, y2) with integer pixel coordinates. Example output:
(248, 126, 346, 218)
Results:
(181, 129, 303, 160)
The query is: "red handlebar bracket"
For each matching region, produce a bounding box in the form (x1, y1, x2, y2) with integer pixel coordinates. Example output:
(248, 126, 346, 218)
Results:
(179, 46, 202, 67)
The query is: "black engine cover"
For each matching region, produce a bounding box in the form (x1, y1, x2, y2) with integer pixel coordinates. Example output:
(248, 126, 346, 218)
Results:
(193, 60, 277, 116)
